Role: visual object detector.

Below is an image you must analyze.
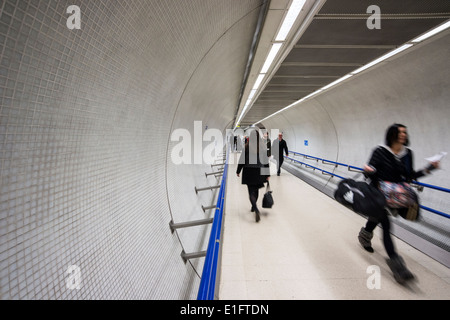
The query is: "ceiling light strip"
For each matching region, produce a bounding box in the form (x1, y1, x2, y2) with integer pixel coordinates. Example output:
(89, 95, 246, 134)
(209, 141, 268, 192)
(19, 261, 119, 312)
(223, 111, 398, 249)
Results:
(351, 44, 413, 75)
(276, 0, 307, 41)
(252, 20, 450, 127)
(235, 0, 309, 129)
(412, 20, 450, 43)
(260, 43, 283, 74)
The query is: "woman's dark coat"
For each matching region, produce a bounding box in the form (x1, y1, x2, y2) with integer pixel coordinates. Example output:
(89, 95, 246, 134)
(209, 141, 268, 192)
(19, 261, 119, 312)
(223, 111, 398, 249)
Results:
(236, 144, 270, 188)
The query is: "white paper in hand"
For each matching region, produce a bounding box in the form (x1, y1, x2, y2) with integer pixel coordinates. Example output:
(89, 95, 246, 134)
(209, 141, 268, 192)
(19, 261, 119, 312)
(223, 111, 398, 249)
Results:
(425, 152, 447, 162)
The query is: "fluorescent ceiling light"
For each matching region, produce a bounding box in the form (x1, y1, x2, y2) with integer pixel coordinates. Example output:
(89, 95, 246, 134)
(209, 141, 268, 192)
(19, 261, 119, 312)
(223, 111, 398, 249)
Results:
(236, 0, 307, 128)
(351, 44, 413, 75)
(252, 43, 413, 126)
(250, 20, 450, 128)
(321, 74, 353, 91)
(248, 89, 257, 100)
(412, 20, 450, 43)
(275, 0, 307, 41)
(252, 74, 265, 91)
(302, 89, 323, 100)
(235, 97, 255, 127)
(261, 43, 283, 73)
(250, 76, 350, 126)
(253, 115, 271, 126)
(279, 98, 305, 113)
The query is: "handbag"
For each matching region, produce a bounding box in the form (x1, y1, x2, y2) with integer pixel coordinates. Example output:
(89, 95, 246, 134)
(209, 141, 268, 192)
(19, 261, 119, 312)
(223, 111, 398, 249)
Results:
(262, 182, 274, 208)
(378, 181, 420, 221)
(378, 181, 417, 208)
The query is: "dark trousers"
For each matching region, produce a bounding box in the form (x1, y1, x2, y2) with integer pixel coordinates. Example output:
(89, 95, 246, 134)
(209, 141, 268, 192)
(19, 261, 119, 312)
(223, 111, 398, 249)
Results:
(247, 185, 260, 210)
(364, 212, 397, 258)
(275, 157, 284, 174)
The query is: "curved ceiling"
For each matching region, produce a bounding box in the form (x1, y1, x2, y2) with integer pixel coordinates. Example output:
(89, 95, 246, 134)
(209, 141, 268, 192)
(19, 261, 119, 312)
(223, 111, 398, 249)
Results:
(236, 0, 450, 127)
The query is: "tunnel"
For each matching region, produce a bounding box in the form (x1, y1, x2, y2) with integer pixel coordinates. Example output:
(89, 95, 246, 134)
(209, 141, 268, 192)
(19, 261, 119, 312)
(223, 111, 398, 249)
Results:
(0, 0, 449, 300)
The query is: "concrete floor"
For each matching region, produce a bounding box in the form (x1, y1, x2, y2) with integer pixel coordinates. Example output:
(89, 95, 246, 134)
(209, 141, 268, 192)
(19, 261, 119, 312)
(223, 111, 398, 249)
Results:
(219, 153, 450, 300)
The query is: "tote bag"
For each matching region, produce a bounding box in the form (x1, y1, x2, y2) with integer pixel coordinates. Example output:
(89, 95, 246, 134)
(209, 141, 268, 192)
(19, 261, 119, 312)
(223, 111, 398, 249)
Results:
(262, 182, 274, 208)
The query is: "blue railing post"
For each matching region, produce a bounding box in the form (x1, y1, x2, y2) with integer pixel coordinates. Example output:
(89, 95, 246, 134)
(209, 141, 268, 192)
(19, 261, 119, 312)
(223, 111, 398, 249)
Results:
(197, 152, 229, 300)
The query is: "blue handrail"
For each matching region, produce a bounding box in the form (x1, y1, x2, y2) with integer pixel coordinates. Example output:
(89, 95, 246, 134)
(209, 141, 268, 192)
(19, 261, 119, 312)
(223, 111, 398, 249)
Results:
(288, 156, 347, 179)
(413, 181, 450, 193)
(286, 151, 450, 219)
(197, 152, 229, 300)
(290, 151, 364, 172)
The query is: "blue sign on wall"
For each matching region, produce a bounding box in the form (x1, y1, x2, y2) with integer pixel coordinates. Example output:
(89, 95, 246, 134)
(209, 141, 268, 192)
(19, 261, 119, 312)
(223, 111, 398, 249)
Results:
(304, 140, 309, 146)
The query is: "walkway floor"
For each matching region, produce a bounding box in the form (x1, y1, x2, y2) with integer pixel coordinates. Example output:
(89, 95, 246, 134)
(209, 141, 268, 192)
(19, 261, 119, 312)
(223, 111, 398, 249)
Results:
(219, 152, 450, 300)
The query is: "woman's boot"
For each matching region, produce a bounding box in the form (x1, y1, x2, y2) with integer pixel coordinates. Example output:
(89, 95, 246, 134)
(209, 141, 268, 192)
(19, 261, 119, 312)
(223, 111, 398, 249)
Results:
(386, 255, 414, 284)
(358, 227, 374, 253)
(255, 207, 260, 223)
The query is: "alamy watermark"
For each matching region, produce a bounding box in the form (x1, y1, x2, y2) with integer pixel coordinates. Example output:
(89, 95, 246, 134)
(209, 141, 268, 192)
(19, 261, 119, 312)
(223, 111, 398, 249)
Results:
(66, 265, 82, 290)
(366, 265, 381, 289)
(170, 121, 280, 167)
(367, 5, 381, 30)
(66, 4, 381, 31)
(66, 5, 81, 30)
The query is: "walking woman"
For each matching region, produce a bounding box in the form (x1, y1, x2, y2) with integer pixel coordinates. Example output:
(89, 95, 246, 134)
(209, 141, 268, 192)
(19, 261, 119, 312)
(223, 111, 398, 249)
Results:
(358, 123, 440, 283)
(236, 129, 270, 222)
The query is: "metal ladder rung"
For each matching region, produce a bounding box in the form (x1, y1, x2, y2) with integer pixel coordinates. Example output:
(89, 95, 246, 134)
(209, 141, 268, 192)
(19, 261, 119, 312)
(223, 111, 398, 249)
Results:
(205, 171, 224, 177)
(202, 205, 217, 212)
(195, 185, 220, 194)
(211, 163, 225, 167)
(169, 218, 214, 233)
(181, 250, 207, 263)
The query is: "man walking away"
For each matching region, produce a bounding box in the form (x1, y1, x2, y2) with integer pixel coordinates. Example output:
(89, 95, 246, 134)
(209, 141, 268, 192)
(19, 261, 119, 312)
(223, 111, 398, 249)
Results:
(272, 133, 289, 176)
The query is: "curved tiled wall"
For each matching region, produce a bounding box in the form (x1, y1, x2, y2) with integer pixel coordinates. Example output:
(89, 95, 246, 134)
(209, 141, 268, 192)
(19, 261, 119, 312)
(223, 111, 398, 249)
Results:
(0, 0, 263, 299)
(1, 0, 449, 300)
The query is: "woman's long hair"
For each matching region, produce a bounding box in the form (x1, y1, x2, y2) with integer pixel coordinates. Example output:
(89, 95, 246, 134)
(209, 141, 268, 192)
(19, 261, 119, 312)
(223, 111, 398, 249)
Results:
(385, 123, 409, 147)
